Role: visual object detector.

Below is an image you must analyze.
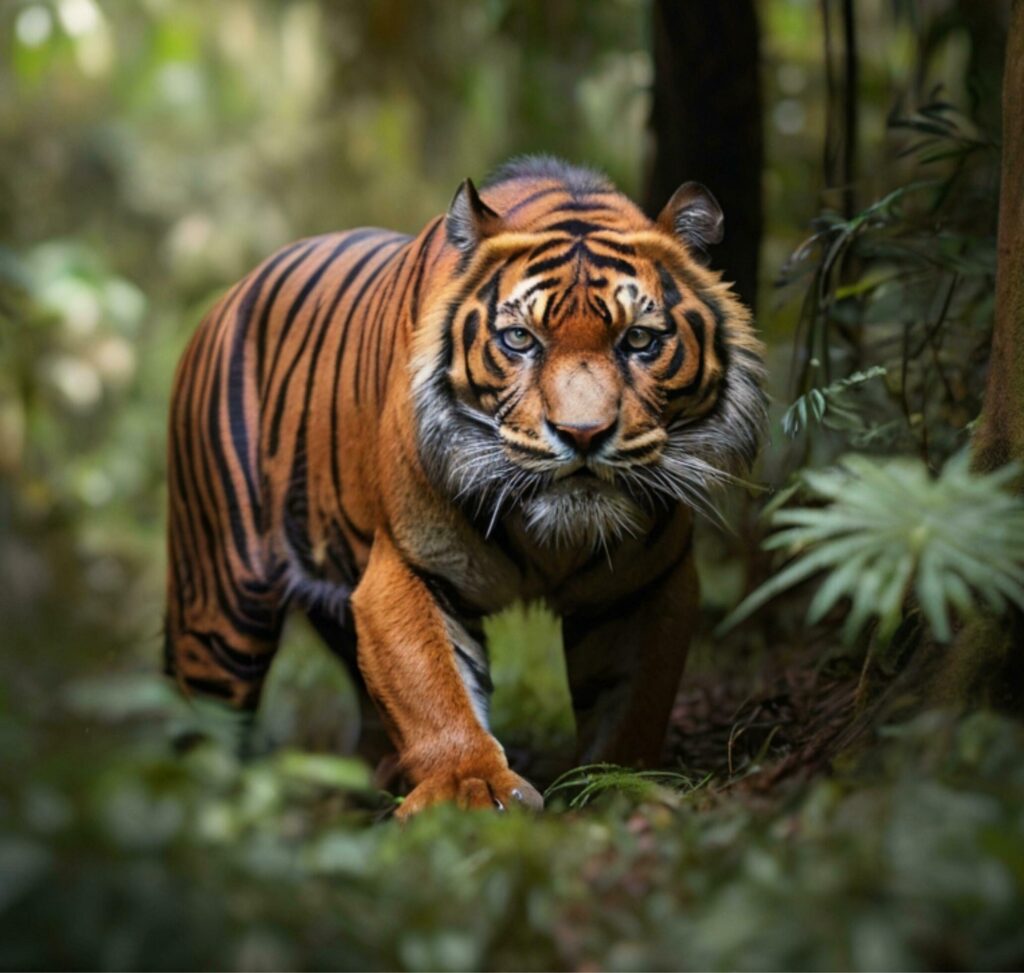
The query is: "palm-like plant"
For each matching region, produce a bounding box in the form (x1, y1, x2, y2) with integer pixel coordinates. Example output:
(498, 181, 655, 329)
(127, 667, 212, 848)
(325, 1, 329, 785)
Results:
(720, 453, 1024, 647)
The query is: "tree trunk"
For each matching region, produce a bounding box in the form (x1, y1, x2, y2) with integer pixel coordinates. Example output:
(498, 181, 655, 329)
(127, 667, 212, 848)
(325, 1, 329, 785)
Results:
(973, 0, 1024, 474)
(931, 0, 1024, 713)
(644, 0, 763, 314)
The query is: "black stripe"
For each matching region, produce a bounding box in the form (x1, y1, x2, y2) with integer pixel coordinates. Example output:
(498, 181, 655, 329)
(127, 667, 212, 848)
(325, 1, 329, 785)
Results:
(366, 245, 413, 406)
(654, 338, 686, 381)
(547, 199, 618, 214)
(306, 604, 360, 673)
(465, 360, 502, 402)
(657, 263, 682, 310)
(542, 190, 617, 210)
(378, 222, 443, 402)
(229, 242, 306, 522)
(507, 440, 559, 460)
(169, 360, 205, 606)
(502, 186, 566, 217)
(521, 276, 560, 300)
(461, 309, 480, 359)
(410, 218, 444, 326)
(338, 500, 374, 547)
(184, 308, 234, 588)
(268, 298, 324, 456)
(263, 233, 377, 405)
(588, 235, 636, 255)
(495, 388, 523, 422)
(409, 565, 486, 622)
(527, 238, 569, 260)
(481, 340, 505, 378)
(581, 247, 635, 276)
(548, 286, 575, 321)
(207, 337, 252, 569)
(542, 219, 603, 236)
(475, 269, 503, 336)
(354, 238, 412, 405)
(283, 423, 315, 574)
(255, 239, 321, 384)
(328, 236, 407, 503)
(325, 519, 359, 586)
(375, 239, 421, 402)
(183, 318, 280, 639)
(588, 294, 612, 326)
(278, 258, 349, 574)
(710, 299, 731, 373)
(526, 242, 581, 277)
(616, 440, 661, 460)
(193, 629, 276, 681)
(182, 315, 232, 610)
(184, 676, 235, 700)
(454, 645, 495, 696)
(664, 310, 706, 400)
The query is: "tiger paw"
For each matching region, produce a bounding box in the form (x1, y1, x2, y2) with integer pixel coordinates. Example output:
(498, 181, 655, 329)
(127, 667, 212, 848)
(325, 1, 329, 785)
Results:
(395, 766, 544, 820)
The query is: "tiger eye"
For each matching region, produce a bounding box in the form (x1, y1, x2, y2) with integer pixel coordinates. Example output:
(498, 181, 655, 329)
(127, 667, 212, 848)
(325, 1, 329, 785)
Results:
(624, 327, 656, 351)
(501, 327, 536, 352)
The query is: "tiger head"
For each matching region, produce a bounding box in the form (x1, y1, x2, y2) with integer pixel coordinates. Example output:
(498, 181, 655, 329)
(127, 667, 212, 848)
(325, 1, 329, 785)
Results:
(413, 157, 767, 550)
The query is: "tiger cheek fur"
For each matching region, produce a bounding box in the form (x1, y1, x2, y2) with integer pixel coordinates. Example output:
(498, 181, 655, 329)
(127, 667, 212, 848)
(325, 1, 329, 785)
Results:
(165, 156, 767, 816)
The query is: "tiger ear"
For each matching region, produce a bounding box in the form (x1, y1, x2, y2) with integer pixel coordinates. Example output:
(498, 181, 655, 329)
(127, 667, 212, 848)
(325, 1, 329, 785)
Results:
(446, 178, 501, 255)
(657, 181, 724, 251)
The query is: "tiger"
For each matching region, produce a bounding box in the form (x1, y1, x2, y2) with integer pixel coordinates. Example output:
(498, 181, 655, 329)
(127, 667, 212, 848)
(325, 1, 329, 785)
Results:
(165, 156, 766, 817)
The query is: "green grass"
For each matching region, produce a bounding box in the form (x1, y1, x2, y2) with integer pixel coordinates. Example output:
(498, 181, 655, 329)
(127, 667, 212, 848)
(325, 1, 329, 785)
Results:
(545, 763, 712, 809)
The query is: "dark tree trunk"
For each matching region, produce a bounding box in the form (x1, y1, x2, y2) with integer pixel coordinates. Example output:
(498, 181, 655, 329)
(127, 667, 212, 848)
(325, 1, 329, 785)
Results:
(644, 0, 763, 314)
(932, 0, 1024, 712)
(973, 0, 1024, 474)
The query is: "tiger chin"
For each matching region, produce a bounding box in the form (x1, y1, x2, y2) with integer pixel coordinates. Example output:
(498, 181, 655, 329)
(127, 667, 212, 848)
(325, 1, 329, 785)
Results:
(165, 155, 767, 818)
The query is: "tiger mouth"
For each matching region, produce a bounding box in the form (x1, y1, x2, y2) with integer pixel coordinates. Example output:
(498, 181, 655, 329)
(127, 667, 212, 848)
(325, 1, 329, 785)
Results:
(551, 457, 617, 483)
(544, 469, 621, 498)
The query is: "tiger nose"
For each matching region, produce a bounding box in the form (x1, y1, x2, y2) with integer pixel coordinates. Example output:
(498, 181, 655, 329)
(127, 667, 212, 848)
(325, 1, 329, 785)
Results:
(549, 418, 616, 455)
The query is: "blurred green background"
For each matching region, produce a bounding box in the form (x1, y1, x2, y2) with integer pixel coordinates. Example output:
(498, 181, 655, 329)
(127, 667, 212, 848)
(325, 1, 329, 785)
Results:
(2, 1, 1022, 970)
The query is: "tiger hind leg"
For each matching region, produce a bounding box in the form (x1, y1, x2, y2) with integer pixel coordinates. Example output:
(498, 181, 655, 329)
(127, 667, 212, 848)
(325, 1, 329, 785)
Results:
(164, 540, 288, 713)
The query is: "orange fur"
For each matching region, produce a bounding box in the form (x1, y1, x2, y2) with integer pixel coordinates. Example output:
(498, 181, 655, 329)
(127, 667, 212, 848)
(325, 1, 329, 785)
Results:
(165, 158, 766, 814)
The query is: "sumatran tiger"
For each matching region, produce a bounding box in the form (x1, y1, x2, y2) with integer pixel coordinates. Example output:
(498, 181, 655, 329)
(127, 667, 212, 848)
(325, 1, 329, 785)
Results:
(165, 156, 766, 817)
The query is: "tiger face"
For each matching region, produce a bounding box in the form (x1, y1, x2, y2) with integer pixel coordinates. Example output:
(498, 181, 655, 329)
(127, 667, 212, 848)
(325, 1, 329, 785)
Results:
(414, 164, 766, 550)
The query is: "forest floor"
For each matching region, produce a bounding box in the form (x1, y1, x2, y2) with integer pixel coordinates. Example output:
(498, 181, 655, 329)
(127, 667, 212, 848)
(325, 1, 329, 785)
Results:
(1, 611, 1023, 971)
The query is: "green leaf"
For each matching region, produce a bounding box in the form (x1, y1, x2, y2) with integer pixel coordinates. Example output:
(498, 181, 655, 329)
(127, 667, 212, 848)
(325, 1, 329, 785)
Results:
(721, 452, 1024, 648)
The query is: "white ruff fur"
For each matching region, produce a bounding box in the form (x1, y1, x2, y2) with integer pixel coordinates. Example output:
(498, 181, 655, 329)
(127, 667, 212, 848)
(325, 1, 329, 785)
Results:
(518, 479, 647, 550)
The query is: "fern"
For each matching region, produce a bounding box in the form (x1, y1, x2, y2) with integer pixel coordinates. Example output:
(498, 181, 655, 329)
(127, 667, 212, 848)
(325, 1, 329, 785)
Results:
(781, 366, 888, 439)
(719, 453, 1024, 646)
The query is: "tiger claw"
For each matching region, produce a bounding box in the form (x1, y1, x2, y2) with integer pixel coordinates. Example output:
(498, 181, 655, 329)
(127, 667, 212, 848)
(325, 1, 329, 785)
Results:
(510, 783, 544, 811)
(395, 768, 544, 819)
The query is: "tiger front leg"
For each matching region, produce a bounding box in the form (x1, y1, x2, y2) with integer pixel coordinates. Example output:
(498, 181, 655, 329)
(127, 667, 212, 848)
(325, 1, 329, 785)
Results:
(351, 530, 543, 819)
(562, 547, 699, 768)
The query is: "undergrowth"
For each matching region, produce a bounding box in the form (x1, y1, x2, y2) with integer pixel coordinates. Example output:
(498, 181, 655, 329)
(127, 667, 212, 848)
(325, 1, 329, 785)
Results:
(1, 628, 1023, 971)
